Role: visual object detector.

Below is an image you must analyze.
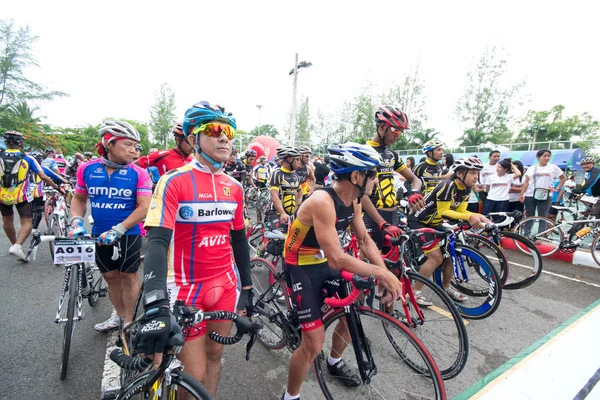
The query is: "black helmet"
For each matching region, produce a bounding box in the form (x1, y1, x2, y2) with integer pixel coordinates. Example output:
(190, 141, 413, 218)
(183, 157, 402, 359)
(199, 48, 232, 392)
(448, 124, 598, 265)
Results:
(4, 131, 25, 146)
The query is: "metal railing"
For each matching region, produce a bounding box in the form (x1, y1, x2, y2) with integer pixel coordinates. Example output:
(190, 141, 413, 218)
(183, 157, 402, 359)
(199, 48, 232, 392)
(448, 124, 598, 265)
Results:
(396, 140, 600, 155)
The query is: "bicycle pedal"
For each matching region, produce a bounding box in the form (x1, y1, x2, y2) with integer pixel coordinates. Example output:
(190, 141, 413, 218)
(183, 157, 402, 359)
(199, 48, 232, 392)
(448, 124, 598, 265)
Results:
(99, 387, 121, 400)
(99, 288, 108, 297)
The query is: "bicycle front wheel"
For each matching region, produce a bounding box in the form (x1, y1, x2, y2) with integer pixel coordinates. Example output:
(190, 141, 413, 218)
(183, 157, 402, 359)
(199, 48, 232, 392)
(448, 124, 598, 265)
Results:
(60, 266, 78, 380)
(117, 368, 213, 399)
(496, 231, 544, 290)
(315, 307, 446, 400)
(513, 216, 563, 257)
(448, 244, 502, 320)
(465, 233, 509, 287)
(589, 233, 600, 268)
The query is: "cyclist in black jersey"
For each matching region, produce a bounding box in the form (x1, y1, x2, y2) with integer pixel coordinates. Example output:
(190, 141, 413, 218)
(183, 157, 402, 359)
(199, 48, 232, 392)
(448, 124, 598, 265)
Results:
(224, 148, 246, 183)
(242, 149, 257, 188)
(361, 105, 426, 250)
(296, 145, 316, 200)
(413, 139, 448, 196)
(269, 146, 302, 226)
(408, 157, 491, 304)
(282, 142, 402, 400)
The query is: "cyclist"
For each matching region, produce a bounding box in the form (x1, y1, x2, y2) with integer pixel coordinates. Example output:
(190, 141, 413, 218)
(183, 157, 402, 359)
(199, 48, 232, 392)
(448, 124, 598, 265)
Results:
(409, 157, 492, 304)
(295, 145, 316, 200)
(0, 132, 63, 260)
(42, 148, 60, 174)
(84, 151, 93, 161)
(269, 146, 302, 229)
(135, 123, 194, 176)
(54, 153, 68, 175)
(253, 155, 270, 188)
(66, 153, 85, 177)
(134, 101, 253, 397)
(282, 142, 403, 400)
(413, 139, 445, 195)
(224, 147, 247, 184)
(242, 149, 257, 189)
(573, 156, 600, 218)
(69, 120, 152, 331)
(361, 106, 425, 251)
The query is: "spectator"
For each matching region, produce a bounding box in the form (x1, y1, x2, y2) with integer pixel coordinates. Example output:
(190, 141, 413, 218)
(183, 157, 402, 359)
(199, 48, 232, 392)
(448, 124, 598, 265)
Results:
(509, 160, 526, 215)
(406, 156, 416, 171)
(442, 153, 454, 175)
(564, 175, 576, 193)
(483, 158, 521, 216)
(480, 150, 501, 207)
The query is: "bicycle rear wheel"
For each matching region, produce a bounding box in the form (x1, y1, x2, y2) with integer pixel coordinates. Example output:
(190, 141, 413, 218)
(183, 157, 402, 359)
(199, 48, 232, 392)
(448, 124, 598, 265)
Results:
(87, 263, 104, 307)
(513, 216, 563, 257)
(250, 258, 287, 350)
(315, 307, 446, 399)
(385, 270, 468, 380)
(445, 244, 502, 320)
(117, 368, 212, 399)
(496, 231, 544, 290)
(60, 265, 78, 380)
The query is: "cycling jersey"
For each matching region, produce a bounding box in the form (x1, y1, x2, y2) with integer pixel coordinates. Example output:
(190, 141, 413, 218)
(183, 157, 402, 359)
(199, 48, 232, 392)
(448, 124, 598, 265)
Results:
(137, 148, 193, 176)
(269, 167, 300, 215)
(411, 178, 473, 226)
(413, 158, 442, 195)
(145, 160, 245, 287)
(366, 140, 406, 208)
(42, 157, 58, 171)
(296, 164, 310, 195)
(75, 159, 152, 235)
(580, 166, 600, 197)
(242, 159, 254, 186)
(224, 160, 246, 183)
(253, 164, 269, 183)
(0, 149, 41, 205)
(285, 187, 354, 266)
(28, 166, 64, 199)
(54, 157, 67, 175)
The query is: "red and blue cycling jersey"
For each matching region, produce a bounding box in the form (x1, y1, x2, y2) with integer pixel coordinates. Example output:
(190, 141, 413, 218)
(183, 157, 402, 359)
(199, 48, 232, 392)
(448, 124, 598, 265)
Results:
(145, 160, 245, 291)
(75, 159, 152, 235)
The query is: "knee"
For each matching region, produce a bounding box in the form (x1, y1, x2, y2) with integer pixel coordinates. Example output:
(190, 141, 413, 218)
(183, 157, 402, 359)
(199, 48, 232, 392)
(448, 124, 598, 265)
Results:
(119, 272, 138, 284)
(103, 271, 120, 284)
(205, 344, 225, 363)
(299, 331, 325, 360)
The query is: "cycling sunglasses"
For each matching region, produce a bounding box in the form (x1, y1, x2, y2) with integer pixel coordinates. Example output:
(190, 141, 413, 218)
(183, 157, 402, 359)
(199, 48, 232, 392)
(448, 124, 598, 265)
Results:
(193, 122, 235, 140)
(389, 126, 405, 135)
(363, 169, 377, 180)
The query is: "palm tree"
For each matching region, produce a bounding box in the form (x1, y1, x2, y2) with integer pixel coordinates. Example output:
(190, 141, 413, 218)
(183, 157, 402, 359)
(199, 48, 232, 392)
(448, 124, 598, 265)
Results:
(9, 101, 43, 125)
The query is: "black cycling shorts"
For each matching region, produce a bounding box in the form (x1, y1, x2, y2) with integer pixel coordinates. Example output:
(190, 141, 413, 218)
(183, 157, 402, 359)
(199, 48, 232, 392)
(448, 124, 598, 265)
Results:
(407, 216, 441, 253)
(0, 201, 32, 218)
(363, 209, 399, 250)
(95, 234, 142, 274)
(286, 263, 341, 331)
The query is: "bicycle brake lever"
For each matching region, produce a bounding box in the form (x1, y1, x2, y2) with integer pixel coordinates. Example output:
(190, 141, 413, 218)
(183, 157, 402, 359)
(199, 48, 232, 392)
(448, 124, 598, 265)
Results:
(245, 331, 257, 361)
(366, 286, 376, 311)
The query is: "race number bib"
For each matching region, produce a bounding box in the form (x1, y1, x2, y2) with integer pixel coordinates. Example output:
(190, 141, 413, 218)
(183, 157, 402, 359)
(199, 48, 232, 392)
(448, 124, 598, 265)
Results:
(53, 239, 96, 264)
(581, 195, 598, 205)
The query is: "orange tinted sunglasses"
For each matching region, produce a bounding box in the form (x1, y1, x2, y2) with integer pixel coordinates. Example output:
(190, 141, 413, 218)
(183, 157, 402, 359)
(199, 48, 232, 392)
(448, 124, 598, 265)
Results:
(193, 123, 235, 140)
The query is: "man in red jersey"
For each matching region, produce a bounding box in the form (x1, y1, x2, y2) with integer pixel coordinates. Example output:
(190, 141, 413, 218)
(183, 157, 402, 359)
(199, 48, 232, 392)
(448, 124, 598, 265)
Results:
(135, 102, 253, 397)
(135, 123, 194, 175)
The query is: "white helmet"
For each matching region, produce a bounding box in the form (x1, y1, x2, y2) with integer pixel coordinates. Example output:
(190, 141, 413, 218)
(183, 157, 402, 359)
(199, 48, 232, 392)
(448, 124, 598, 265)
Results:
(98, 120, 140, 142)
(450, 157, 484, 173)
(328, 142, 382, 175)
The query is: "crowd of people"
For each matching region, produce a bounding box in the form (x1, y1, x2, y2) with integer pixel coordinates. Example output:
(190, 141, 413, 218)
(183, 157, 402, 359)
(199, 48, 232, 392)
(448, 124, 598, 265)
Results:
(1, 102, 599, 400)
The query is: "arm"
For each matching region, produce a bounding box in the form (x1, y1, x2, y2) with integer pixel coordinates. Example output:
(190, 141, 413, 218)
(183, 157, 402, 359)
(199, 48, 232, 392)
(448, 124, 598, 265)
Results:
(307, 164, 316, 195)
(511, 164, 522, 178)
(142, 227, 172, 299)
(399, 167, 422, 192)
(350, 201, 385, 270)
(37, 170, 61, 191)
(270, 188, 286, 215)
(295, 187, 303, 209)
(230, 228, 252, 289)
(70, 192, 88, 218)
(120, 195, 151, 230)
(360, 194, 386, 227)
(520, 174, 530, 201)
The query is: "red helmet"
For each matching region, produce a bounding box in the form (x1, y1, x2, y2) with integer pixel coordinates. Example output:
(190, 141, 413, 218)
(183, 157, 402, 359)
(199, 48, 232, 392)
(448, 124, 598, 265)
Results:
(374, 105, 409, 130)
(172, 122, 185, 137)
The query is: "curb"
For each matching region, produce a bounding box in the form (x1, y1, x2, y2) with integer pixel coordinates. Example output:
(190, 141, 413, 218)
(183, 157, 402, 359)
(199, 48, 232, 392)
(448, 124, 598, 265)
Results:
(500, 238, 599, 270)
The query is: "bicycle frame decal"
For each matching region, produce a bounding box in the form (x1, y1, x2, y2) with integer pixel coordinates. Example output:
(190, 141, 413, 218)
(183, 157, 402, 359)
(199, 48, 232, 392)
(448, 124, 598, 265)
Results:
(56, 265, 72, 323)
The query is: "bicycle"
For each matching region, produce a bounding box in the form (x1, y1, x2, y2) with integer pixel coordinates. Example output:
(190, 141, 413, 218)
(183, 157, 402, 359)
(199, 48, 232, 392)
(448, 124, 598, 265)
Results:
(101, 301, 263, 400)
(30, 231, 107, 380)
(251, 261, 447, 399)
(43, 186, 72, 260)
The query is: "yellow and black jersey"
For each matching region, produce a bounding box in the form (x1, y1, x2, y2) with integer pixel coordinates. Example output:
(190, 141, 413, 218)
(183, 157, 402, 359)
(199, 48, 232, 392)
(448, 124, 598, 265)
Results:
(366, 140, 406, 209)
(285, 187, 354, 266)
(413, 159, 442, 195)
(269, 167, 300, 215)
(295, 165, 310, 195)
(411, 178, 473, 226)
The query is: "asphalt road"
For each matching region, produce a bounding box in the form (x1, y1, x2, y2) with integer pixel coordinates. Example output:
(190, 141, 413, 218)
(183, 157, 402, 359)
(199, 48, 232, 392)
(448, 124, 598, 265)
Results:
(1, 218, 599, 400)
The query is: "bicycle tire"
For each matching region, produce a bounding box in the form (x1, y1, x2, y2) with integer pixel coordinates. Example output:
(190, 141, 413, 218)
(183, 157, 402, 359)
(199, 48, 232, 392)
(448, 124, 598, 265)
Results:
(589, 233, 600, 268)
(384, 270, 468, 380)
(513, 216, 563, 257)
(442, 244, 502, 320)
(60, 265, 78, 380)
(250, 258, 287, 350)
(247, 223, 265, 258)
(314, 306, 446, 399)
(48, 215, 59, 261)
(117, 368, 213, 400)
(465, 233, 509, 287)
(496, 231, 544, 290)
(87, 264, 103, 307)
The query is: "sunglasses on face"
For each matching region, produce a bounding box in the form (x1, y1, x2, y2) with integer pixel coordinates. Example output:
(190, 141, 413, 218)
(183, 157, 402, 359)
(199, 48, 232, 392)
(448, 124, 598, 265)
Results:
(362, 169, 377, 180)
(193, 122, 235, 140)
(389, 126, 404, 135)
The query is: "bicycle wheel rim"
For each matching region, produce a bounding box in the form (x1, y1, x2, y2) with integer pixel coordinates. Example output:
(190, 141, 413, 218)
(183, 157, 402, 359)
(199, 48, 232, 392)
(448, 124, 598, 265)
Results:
(513, 217, 562, 257)
(250, 258, 287, 350)
(60, 266, 77, 380)
(450, 245, 502, 320)
(466, 233, 509, 287)
(118, 369, 213, 400)
(314, 307, 446, 400)
(87, 264, 103, 307)
(499, 231, 544, 290)
(394, 271, 469, 380)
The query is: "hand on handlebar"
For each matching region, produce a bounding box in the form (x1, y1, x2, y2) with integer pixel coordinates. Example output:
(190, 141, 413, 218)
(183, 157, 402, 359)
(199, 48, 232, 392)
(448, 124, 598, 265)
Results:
(407, 191, 425, 212)
(380, 221, 402, 237)
(67, 216, 87, 238)
(134, 306, 175, 368)
(468, 214, 492, 230)
(279, 213, 290, 225)
(376, 269, 403, 306)
(96, 223, 126, 246)
(237, 288, 254, 317)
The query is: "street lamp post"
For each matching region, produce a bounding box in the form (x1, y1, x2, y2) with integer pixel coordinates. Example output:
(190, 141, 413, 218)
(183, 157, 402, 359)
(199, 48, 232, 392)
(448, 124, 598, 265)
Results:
(527, 125, 547, 151)
(289, 53, 312, 147)
(256, 104, 262, 137)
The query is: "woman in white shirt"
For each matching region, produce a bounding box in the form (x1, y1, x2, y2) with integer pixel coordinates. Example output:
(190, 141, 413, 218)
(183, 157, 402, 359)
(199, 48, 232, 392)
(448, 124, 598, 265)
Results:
(483, 158, 522, 216)
(519, 149, 567, 236)
(508, 160, 526, 215)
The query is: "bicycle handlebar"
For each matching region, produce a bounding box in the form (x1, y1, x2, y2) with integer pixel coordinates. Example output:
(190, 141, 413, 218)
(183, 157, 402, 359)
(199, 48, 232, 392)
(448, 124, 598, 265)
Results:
(324, 271, 375, 308)
(109, 349, 151, 371)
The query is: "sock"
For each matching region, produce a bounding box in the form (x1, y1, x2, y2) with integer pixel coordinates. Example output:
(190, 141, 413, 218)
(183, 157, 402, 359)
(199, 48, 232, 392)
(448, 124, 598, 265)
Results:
(328, 355, 342, 366)
(284, 391, 300, 400)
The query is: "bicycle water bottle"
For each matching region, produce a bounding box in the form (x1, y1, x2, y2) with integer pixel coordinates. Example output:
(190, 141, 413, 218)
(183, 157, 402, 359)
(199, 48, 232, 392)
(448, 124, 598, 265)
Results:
(575, 226, 591, 238)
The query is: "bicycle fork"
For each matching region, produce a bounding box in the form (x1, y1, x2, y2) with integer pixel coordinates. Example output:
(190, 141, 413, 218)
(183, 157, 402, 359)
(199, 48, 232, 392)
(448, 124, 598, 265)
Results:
(344, 305, 376, 384)
(55, 265, 84, 323)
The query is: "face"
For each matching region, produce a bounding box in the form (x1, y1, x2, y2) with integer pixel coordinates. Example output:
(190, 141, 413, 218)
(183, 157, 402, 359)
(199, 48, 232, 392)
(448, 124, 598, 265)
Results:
(229, 154, 237, 163)
(432, 146, 444, 161)
(352, 169, 378, 196)
(537, 151, 551, 166)
(291, 157, 301, 170)
(379, 124, 403, 146)
(176, 136, 194, 156)
(247, 156, 256, 165)
(191, 131, 232, 164)
(460, 170, 480, 187)
(582, 162, 595, 172)
(496, 163, 506, 174)
(47, 152, 55, 158)
(260, 159, 267, 165)
(489, 152, 500, 165)
(302, 153, 311, 164)
(107, 139, 139, 163)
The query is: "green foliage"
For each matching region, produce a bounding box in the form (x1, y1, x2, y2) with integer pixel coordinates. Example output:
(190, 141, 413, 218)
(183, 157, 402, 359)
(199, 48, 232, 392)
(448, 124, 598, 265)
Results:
(149, 83, 177, 148)
(249, 124, 278, 138)
(351, 83, 376, 141)
(295, 97, 312, 145)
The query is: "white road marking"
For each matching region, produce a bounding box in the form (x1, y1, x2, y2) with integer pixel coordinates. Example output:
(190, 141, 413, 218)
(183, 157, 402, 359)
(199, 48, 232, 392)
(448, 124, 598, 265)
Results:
(508, 260, 600, 289)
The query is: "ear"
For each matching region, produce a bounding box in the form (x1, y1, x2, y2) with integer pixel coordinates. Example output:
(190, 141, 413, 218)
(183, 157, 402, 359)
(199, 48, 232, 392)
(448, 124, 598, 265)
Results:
(187, 134, 197, 148)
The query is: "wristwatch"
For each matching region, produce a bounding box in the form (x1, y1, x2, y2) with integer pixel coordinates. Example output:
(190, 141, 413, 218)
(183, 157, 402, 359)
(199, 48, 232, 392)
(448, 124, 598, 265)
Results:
(143, 289, 168, 308)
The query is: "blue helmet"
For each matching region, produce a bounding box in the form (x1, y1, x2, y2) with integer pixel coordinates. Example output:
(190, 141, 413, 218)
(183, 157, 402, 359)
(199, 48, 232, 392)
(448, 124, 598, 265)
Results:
(327, 142, 382, 176)
(182, 101, 237, 137)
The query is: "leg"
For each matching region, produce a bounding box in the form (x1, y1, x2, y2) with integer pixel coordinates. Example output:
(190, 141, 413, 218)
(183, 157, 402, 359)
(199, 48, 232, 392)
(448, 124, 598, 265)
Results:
(523, 196, 537, 236)
(287, 327, 325, 396)
(413, 248, 443, 291)
(177, 334, 208, 399)
(202, 320, 233, 396)
(536, 198, 553, 233)
(119, 272, 139, 324)
(440, 258, 455, 289)
(2, 214, 17, 244)
(16, 216, 32, 245)
(31, 197, 44, 230)
(103, 270, 126, 318)
(118, 235, 143, 323)
(329, 318, 350, 359)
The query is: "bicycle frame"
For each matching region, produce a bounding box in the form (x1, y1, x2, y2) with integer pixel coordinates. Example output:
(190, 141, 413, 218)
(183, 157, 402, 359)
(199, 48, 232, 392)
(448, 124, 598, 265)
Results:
(56, 263, 85, 324)
(439, 233, 469, 283)
(530, 217, 600, 238)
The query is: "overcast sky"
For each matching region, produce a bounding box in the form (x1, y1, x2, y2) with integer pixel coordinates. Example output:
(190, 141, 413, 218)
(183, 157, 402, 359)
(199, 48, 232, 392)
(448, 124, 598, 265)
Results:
(4, 0, 600, 148)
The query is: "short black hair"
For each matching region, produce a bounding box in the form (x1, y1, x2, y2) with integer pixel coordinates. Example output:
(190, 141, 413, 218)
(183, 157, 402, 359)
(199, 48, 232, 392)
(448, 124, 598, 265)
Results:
(536, 149, 551, 158)
(489, 150, 500, 157)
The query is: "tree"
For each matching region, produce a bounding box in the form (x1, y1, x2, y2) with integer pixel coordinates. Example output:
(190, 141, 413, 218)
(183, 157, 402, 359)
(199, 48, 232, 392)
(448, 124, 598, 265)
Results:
(249, 124, 278, 138)
(381, 62, 428, 127)
(350, 83, 376, 142)
(295, 96, 312, 146)
(455, 45, 525, 146)
(0, 19, 66, 108)
(148, 83, 177, 149)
